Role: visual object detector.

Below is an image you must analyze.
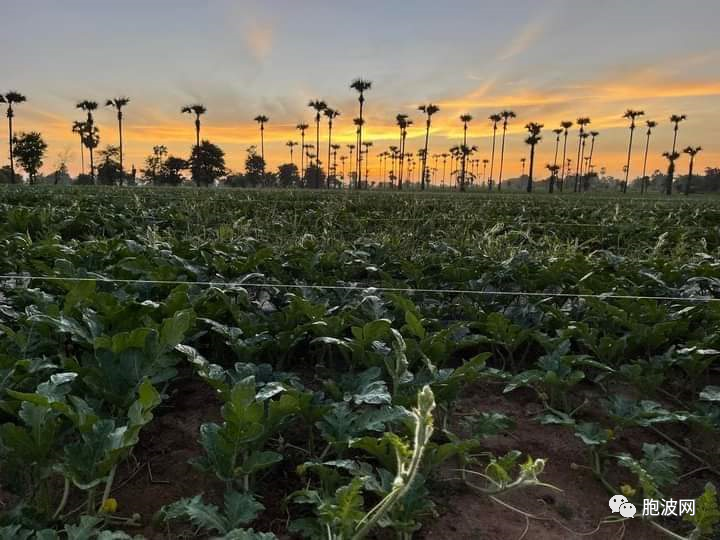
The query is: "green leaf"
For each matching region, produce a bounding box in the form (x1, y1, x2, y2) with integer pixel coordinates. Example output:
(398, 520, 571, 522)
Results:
(684, 482, 720, 535)
(700, 386, 720, 402)
(223, 490, 266, 528)
(404, 311, 425, 339)
(236, 451, 283, 476)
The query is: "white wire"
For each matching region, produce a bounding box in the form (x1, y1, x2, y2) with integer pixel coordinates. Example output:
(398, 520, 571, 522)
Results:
(0, 274, 717, 303)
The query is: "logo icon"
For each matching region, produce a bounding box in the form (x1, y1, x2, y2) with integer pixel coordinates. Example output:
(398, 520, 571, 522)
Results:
(609, 495, 636, 518)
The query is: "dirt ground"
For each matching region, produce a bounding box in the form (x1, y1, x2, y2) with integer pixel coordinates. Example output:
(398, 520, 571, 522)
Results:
(111, 377, 710, 539)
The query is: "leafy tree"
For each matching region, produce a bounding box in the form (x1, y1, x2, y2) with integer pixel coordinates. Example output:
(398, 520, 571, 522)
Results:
(189, 140, 227, 187)
(244, 146, 266, 186)
(278, 163, 300, 187)
(2, 91, 27, 183)
(141, 145, 168, 184)
(160, 156, 188, 186)
(304, 164, 325, 189)
(12, 132, 47, 184)
(0, 165, 12, 184)
(97, 145, 122, 185)
(182, 104, 207, 148)
(105, 97, 130, 181)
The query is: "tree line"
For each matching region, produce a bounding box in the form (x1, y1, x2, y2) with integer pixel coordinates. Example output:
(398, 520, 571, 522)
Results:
(0, 85, 711, 194)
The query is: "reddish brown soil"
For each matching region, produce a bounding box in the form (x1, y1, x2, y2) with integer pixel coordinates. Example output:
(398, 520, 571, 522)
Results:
(110, 377, 712, 540)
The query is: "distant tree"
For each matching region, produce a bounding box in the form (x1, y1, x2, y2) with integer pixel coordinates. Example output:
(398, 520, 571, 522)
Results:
(459, 114, 473, 189)
(72, 121, 87, 175)
(350, 78, 372, 188)
(242, 145, 265, 186)
(308, 100, 327, 186)
(546, 163, 560, 193)
(304, 163, 325, 189)
(524, 123, 543, 193)
(142, 145, 168, 184)
(189, 140, 226, 187)
(253, 115, 269, 174)
(488, 113, 502, 190)
(75, 174, 95, 186)
(324, 107, 340, 188)
(77, 101, 100, 180)
(640, 120, 657, 194)
(0, 165, 11, 184)
(286, 140, 298, 167)
(296, 123, 309, 185)
(418, 103, 440, 190)
(278, 163, 300, 187)
(395, 114, 411, 190)
(182, 104, 207, 148)
(682, 146, 702, 195)
(12, 132, 47, 184)
(2, 91, 28, 183)
(662, 151, 680, 196)
(574, 117, 591, 192)
(497, 110, 516, 190)
(96, 145, 122, 185)
(670, 114, 686, 154)
(105, 97, 130, 182)
(622, 109, 644, 193)
(559, 121, 573, 192)
(159, 156, 187, 186)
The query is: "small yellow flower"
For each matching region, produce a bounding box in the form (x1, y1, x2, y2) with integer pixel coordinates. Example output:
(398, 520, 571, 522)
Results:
(101, 497, 118, 513)
(620, 484, 636, 498)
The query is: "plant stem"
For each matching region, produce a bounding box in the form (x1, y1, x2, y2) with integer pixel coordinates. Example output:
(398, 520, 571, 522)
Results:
(53, 478, 70, 520)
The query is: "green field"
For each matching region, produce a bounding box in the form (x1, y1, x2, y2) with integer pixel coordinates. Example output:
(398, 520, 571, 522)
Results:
(1, 187, 719, 539)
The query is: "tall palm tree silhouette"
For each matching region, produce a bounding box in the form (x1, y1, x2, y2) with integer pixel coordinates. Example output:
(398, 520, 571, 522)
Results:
(662, 151, 680, 196)
(578, 132, 590, 191)
(585, 131, 599, 190)
(552, 128, 563, 172)
(487, 113, 502, 190)
(308, 100, 326, 180)
(622, 109, 644, 193)
(254, 115, 269, 175)
(72, 120, 87, 175)
(559, 121, 573, 191)
(459, 114, 473, 189)
(350, 79, 372, 189)
(339, 155, 347, 182)
(77, 100, 99, 180)
(81, 124, 100, 184)
(324, 107, 340, 188)
(395, 114, 410, 190)
(682, 146, 702, 196)
(440, 152, 449, 188)
(524, 123, 543, 193)
(286, 141, 298, 166)
(331, 143, 341, 184)
(418, 103, 440, 190)
(388, 145, 399, 187)
(520, 157, 526, 177)
(497, 110, 516, 191)
(670, 114, 686, 154)
(106, 97, 130, 182)
(573, 117, 591, 192)
(482, 158, 489, 188)
(457, 144, 477, 192)
(296, 123, 309, 184)
(640, 120, 657, 194)
(181, 104, 206, 148)
(2, 92, 27, 183)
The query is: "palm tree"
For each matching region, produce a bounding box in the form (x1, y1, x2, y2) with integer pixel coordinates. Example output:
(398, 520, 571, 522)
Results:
(286, 141, 299, 166)
(552, 128, 563, 171)
(81, 124, 100, 184)
(621, 109, 644, 193)
(395, 114, 410, 190)
(253, 115, 269, 175)
(296, 123, 309, 184)
(457, 144, 477, 192)
(440, 152, 449, 189)
(308, 100, 327, 180)
(418, 103, 440, 190)
(670, 114, 687, 154)
(524, 123, 543, 193)
(106, 97, 130, 182)
(683, 146, 702, 196)
(546, 163, 560, 193)
(481, 158, 489, 188)
(662, 151, 680, 196)
(586, 131, 599, 191)
(388, 145, 399, 187)
(578, 133, 590, 191)
(520, 157, 526, 177)
(181, 104, 206, 149)
(574, 117, 591, 192)
(72, 120, 87, 175)
(2, 91, 27, 183)
(331, 143, 341, 184)
(339, 155, 347, 182)
(77, 100, 99, 180)
(459, 114, 473, 189)
(497, 110, 516, 191)
(487, 113, 502, 190)
(350, 79, 372, 189)
(559, 121, 573, 192)
(640, 120, 657, 194)
(324, 107, 340, 188)
(353, 118, 365, 189)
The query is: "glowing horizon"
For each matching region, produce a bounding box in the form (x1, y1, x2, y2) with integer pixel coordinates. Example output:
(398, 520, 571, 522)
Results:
(2, 0, 719, 182)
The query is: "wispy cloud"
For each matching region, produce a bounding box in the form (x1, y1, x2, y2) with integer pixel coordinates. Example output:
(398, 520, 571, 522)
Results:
(244, 24, 274, 61)
(497, 16, 548, 62)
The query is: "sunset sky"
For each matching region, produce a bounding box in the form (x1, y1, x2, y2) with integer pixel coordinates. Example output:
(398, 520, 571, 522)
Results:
(2, 0, 719, 181)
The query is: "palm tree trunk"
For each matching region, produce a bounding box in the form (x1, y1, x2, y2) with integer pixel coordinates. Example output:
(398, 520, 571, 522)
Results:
(195, 118, 200, 148)
(8, 113, 15, 184)
(641, 131, 651, 195)
(685, 157, 694, 196)
(560, 131, 569, 192)
(398, 131, 405, 191)
(300, 133, 305, 187)
(421, 120, 430, 190)
(357, 97, 364, 189)
(315, 117, 320, 187)
(579, 138, 587, 192)
(553, 136, 560, 169)
(526, 145, 535, 193)
(498, 123, 508, 191)
(327, 121, 332, 189)
(489, 124, 497, 190)
(672, 126, 679, 154)
(79, 136, 85, 176)
(586, 138, 596, 192)
(348, 147, 354, 188)
(89, 147, 95, 184)
(118, 111, 124, 185)
(623, 127, 635, 194)
(260, 125, 265, 177)
(574, 134, 583, 192)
